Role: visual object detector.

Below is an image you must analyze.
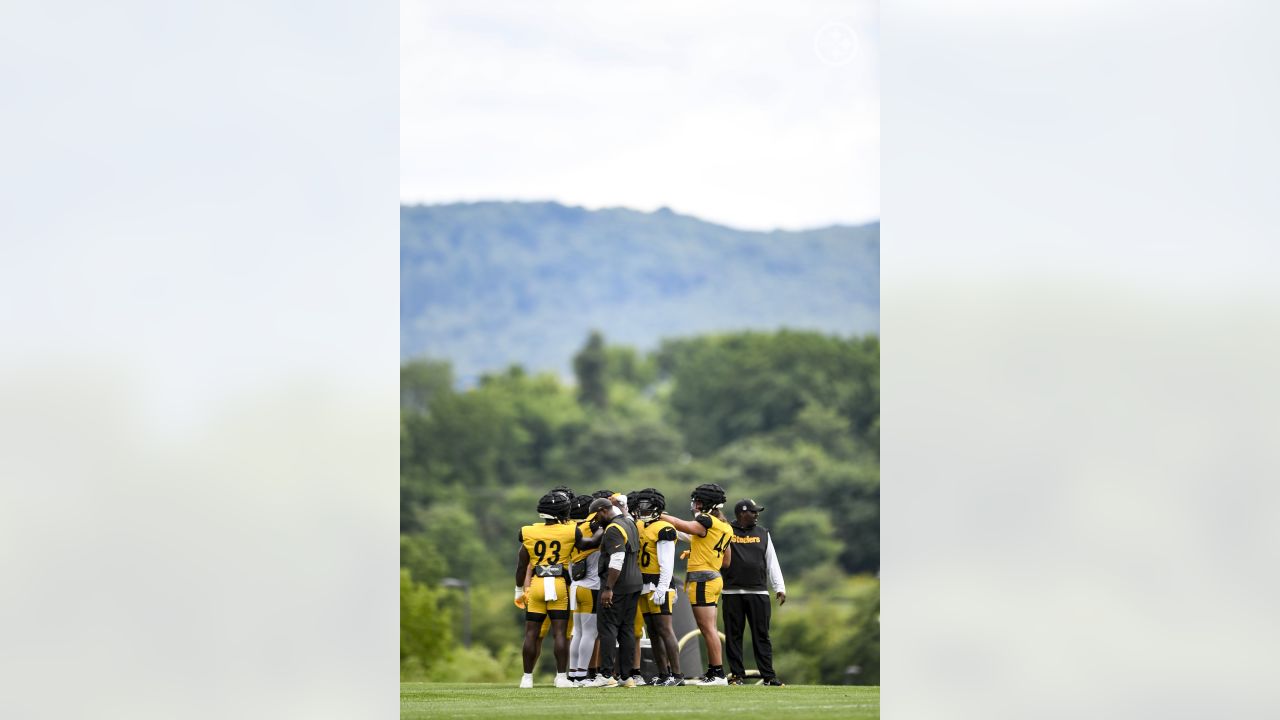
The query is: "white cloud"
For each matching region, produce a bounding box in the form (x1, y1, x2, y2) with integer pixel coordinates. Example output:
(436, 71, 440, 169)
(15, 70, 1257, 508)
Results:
(401, 0, 879, 230)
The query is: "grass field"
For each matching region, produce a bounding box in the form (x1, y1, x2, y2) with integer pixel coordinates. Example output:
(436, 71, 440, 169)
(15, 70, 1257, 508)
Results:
(401, 682, 880, 719)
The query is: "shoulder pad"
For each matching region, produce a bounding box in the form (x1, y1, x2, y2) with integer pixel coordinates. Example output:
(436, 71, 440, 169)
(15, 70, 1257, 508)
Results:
(657, 526, 677, 542)
(694, 514, 713, 529)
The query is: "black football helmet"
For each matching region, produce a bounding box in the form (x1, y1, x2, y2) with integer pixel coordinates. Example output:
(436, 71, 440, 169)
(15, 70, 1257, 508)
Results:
(538, 491, 571, 520)
(691, 483, 726, 512)
(634, 488, 666, 520)
(568, 493, 593, 521)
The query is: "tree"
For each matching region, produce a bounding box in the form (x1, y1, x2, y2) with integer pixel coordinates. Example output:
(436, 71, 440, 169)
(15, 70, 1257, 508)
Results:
(401, 569, 453, 672)
(401, 358, 453, 413)
(661, 331, 879, 457)
(773, 508, 843, 571)
(572, 331, 608, 410)
(401, 534, 447, 586)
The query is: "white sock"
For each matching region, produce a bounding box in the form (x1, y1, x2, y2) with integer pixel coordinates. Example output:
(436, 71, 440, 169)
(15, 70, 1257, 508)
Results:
(522, 673, 533, 682)
(555, 672, 567, 681)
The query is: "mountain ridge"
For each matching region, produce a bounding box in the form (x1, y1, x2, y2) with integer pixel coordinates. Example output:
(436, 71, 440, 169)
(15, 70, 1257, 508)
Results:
(401, 201, 878, 382)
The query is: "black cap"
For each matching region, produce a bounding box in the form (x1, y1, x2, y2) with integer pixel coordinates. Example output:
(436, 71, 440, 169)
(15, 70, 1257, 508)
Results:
(734, 498, 765, 514)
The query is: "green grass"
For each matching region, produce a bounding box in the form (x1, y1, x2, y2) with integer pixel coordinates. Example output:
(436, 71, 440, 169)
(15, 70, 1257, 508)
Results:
(401, 682, 879, 719)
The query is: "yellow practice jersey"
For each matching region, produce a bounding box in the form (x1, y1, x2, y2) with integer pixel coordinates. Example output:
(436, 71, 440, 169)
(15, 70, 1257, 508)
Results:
(519, 521, 579, 567)
(686, 512, 732, 572)
(568, 513, 599, 565)
(639, 518, 677, 576)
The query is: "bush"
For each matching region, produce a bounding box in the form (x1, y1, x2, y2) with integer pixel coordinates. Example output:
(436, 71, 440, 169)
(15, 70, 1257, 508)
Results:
(401, 570, 452, 673)
(427, 646, 510, 683)
(772, 575, 879, 685)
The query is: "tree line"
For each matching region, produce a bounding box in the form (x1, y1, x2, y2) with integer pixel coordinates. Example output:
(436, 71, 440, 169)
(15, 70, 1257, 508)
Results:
(401, 329, 879, 684)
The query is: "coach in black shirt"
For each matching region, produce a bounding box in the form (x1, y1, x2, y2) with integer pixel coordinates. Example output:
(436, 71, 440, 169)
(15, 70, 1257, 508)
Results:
(590, 496, 643, 687)
(721, 498, 787, 686)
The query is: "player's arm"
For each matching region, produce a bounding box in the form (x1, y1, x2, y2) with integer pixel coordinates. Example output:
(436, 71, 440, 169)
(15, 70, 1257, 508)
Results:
(514, 529, 530, 600)
(576, 525, 604, 550)
(653, 527, 676, 600)
(514, 527, 529, 604)
(661, 513, 709, 537)
(765, 531, 786, 604)
(720, 541, 732, 569)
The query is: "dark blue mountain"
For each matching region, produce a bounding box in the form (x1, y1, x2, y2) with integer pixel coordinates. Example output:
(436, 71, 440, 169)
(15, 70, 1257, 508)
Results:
(402, 201, 878, 382)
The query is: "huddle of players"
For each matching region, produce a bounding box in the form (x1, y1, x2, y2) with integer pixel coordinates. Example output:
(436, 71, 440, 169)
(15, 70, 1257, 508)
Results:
(514, 482, 735, 688)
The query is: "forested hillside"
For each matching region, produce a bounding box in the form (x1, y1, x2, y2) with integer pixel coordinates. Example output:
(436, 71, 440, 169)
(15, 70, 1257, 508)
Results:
(401, 202, 879, 382)
(401, 329, 879, 685)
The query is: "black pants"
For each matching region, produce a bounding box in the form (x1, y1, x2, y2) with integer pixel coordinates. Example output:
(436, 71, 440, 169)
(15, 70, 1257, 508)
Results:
(597, 590, 640, 677)
(723, 593, 775, 679)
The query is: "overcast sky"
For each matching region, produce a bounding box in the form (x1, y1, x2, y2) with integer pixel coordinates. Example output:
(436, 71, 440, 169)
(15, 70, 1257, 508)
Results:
(401, 0, 878, 231)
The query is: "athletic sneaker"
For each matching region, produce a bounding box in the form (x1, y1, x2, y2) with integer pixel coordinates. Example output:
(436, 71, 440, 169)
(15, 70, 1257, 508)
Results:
(648, 676, 665, 686)
(518, 675, 533, 689)
(761, 678, 786, 687)
(726, 674, 744, 686)
(584, 675, 615, 688)
(659, 676, 686, 686)
(554, 675, 577, 688)
(631, 674, 645, 686)
(697, 675, 728, 686)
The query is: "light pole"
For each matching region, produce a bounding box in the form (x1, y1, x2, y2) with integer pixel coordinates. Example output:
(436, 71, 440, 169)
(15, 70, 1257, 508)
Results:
(441, 578, 471, 648)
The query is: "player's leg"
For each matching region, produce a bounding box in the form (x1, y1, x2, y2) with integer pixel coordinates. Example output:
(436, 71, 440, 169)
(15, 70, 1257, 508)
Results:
(655, 591, 682, 684)
(745, 593, 778, 683)
(688, 577, 726, 684)
(550, 613, 571, 680)
(521, 614, 544, 688)
(579, 587, 602, 684)
(547, 577, 573, 686)
(530, 615, 549, 667)
(571, 609, 599, 684)
(615, 592, 639, 687)
(568, 585, 588, 682)
(629, 606, 644, 684)
(595, 595, 621, 687)
(642, 612, 668, 683)
(722, 593, 747, 683)
(589, 630, 601, 683)
(691, 606, 718, 666)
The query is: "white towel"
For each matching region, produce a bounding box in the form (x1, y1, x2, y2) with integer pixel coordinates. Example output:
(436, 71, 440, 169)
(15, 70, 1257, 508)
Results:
(543, 575, 558, 602)
(569, 581, 578, 611)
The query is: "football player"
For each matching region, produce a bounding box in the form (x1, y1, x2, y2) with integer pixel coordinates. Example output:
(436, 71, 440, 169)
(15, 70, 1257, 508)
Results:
(527, 486, 580, 665)
(567, 493, 604, 685)
(660, 482, 733, 685)
(635, 488, 685, 686)
(515, 490, 584, 688)
(626, 490, 646, 686)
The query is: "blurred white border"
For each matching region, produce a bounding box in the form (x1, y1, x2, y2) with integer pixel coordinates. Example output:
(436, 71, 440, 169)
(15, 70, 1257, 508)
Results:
(0, 1, 399, 717)
(884, 0, 1280, 717)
